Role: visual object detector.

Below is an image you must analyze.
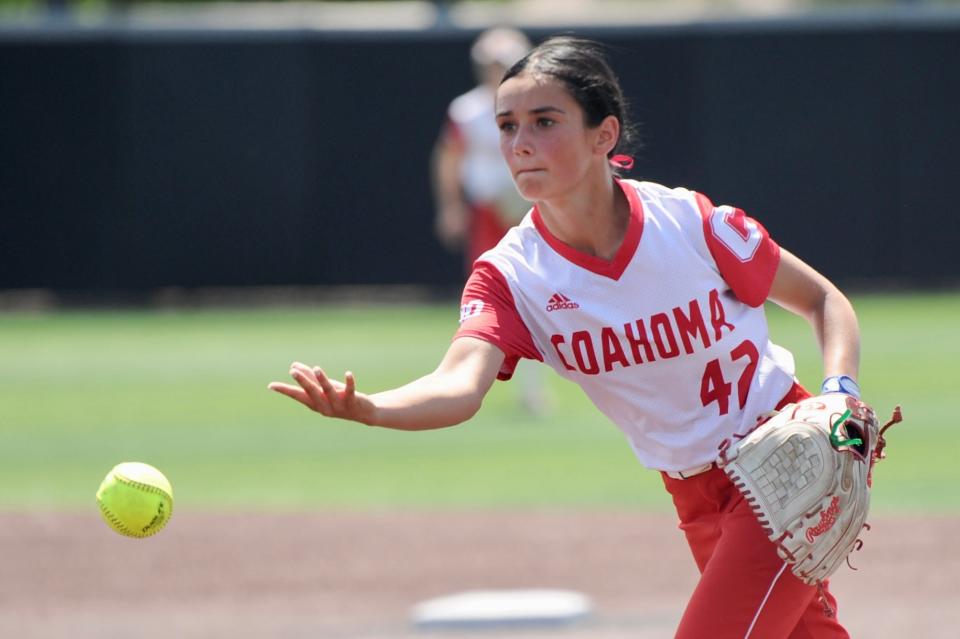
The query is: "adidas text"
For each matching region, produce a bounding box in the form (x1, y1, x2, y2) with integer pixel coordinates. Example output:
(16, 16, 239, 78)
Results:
(546, 300, 580, 312)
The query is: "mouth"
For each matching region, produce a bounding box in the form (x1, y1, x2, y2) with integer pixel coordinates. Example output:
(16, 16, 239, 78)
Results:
(515, 168, 545, 177)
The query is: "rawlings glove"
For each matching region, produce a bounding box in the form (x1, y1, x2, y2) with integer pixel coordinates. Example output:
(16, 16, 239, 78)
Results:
(716, 393, 903, 593)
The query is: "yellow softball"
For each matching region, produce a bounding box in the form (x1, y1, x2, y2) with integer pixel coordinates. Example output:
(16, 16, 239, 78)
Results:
(95, 462, 173, 538)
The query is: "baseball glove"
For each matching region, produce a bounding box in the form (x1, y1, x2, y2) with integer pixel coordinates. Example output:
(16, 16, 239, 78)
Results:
(716, 393, 903, 591)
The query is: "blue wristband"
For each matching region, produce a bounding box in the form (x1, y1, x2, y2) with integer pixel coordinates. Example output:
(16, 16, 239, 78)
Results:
(821, 375, 861, 399)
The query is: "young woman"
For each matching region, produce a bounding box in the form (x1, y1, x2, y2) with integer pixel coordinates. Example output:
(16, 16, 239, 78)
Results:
(270, 36, 859, 638)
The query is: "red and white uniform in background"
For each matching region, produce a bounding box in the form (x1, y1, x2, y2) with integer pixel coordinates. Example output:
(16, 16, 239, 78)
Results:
(456, 178, 792, 471)
(445, 85, 528, 267)
(455, 178, 849, 638)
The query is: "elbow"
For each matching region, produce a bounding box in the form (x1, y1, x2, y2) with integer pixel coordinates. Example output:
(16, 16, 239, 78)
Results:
(796, 280, 840, 326)
(454, 393, 485, 425)
(823, 284, 857, 321)
(421, 387, 485, 430)
(449, 376, 493, 425)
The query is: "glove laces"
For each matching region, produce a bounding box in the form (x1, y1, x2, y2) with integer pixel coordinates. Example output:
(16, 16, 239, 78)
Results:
(829, 409, 863, 448)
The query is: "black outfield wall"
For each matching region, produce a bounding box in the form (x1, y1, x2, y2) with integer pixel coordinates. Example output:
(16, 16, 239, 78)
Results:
(1, 14, 957, 293)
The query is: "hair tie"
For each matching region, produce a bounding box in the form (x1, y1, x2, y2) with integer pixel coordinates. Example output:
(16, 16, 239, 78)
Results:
(609, 154, 634, 170)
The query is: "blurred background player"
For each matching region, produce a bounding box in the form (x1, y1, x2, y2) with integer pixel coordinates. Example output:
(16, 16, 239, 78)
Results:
(430, 27, 550, 415)
(431, 27, 532, 270)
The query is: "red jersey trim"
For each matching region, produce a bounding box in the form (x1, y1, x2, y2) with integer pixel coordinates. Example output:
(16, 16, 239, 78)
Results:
(530, 178, 644, 281)
(695, 192, 780, 308)
(455, 261, 543, 381)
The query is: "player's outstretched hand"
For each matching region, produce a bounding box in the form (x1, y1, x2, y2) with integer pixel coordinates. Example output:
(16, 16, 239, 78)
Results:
(268, 362, 376, 424)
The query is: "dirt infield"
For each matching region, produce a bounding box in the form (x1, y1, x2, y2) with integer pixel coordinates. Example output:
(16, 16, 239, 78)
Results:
(1, 511, 956, 638)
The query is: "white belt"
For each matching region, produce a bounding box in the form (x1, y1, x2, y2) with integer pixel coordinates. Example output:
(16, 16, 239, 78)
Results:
(664, 462, 716, 480)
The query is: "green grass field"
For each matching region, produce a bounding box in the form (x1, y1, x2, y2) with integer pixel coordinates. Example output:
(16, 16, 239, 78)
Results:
(1, 291, 955, 513)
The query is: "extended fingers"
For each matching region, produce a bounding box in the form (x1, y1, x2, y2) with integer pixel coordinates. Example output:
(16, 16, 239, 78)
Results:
(313, 366, 354, 412)
(267, 381, 311, 406)
(288, 362, 335, 415)
(270, 363, 359, 418)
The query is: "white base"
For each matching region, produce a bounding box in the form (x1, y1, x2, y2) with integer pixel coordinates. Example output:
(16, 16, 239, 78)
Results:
(411, 588, 593, 629)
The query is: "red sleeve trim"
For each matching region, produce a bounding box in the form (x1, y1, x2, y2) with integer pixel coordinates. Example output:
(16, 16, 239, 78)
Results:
(455, 261, 542, 381)
(695, 192, 780, 307)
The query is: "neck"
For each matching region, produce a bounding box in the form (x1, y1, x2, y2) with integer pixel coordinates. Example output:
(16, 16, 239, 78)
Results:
(537, 173, 629, 261)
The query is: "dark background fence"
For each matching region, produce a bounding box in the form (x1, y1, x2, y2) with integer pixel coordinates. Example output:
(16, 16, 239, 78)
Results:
(1, 14, 958, 296)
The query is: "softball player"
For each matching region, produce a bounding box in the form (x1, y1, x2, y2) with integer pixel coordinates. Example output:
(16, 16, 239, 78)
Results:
(271, 36, 858, 638)
(431, 27, 532, 271)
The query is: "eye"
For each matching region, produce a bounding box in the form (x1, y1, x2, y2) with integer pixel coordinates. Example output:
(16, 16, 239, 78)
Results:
(536, 117, 555, 128)
(498, 121, 516, 133)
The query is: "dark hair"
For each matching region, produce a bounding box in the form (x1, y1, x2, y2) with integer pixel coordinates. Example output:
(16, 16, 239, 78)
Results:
(501, 36, 639, 161)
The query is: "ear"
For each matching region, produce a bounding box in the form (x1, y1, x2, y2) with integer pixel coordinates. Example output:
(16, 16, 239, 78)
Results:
(593, 115, 621, 157)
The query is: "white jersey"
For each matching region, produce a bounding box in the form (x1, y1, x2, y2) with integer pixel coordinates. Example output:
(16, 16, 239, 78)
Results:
(456, 179, 797, 471)
(446, 85, 516, 205)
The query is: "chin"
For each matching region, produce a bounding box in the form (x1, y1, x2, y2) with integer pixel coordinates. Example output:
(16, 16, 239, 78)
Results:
(514, 174, 552, 202)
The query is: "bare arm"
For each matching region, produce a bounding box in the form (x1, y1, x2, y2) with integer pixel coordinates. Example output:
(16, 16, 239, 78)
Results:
(767, 248, 860, 381)
(268, 337, 506, 430)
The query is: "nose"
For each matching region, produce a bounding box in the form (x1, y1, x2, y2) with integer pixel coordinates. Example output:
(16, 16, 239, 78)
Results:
(511, 125, 534, 157)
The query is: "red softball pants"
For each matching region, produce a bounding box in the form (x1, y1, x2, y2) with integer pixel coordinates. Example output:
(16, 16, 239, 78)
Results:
(663, 464, 850, 638)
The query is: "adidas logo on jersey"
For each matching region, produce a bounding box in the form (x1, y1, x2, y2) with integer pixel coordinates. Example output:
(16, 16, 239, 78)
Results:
(546, 292, 580, 312)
